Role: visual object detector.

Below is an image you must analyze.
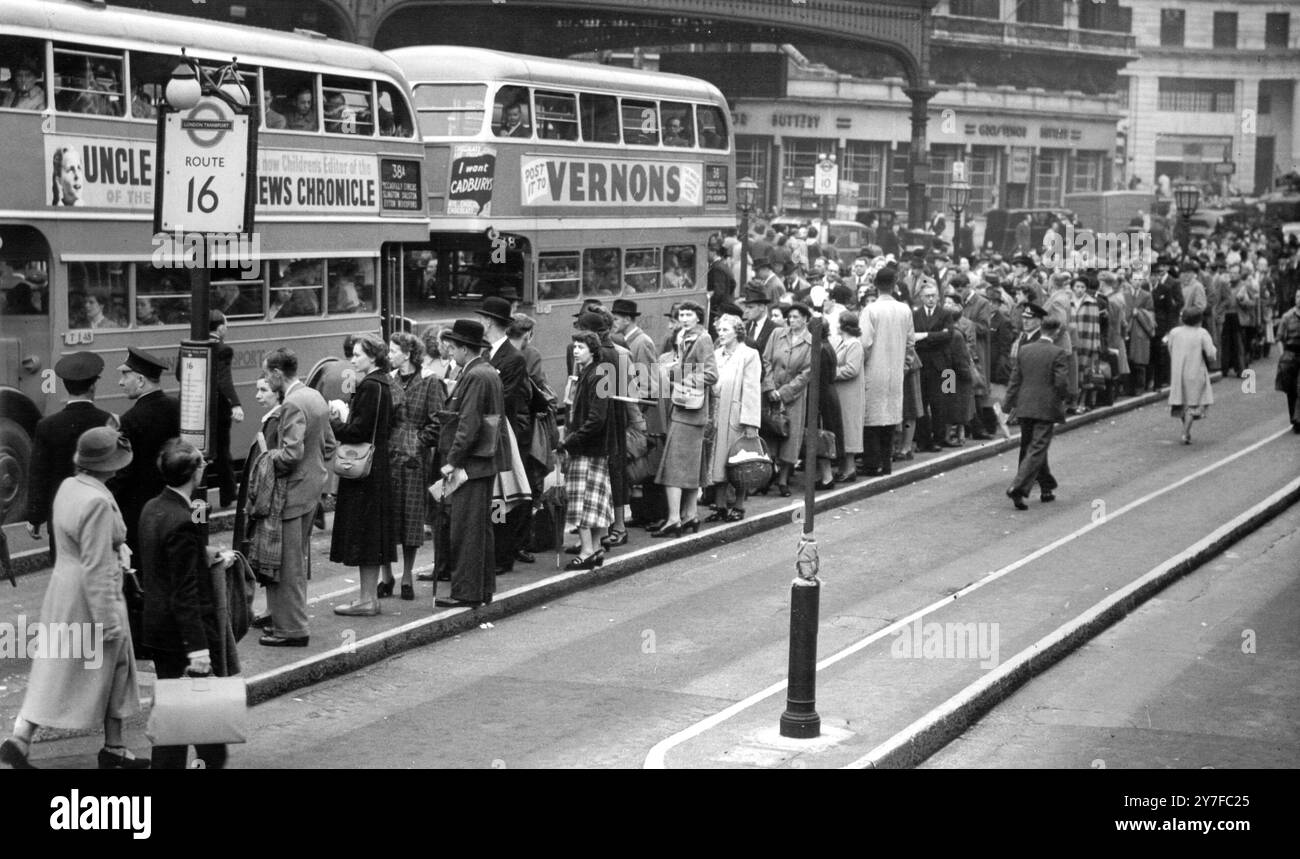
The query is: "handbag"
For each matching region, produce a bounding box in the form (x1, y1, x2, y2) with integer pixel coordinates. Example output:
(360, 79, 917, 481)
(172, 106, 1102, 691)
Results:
(146, 675, 249, 746)
(331, 388, 381, 479)
(625, 439, 659, 485)
(761, 400, 790, 438)
(816, 428, 838, 460)
(671, 380, 705, 410)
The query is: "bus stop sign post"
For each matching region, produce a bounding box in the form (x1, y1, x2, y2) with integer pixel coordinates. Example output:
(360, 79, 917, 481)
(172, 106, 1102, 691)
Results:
(155, 53, 257, 534)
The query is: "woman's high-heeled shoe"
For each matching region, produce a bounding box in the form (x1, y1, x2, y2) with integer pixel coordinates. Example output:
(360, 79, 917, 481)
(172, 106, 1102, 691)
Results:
(565, 550, 605, 570)
(376, 580, 394, 599)
(814, 479, 837, 491)
(650, 521, 682, 538)
(777, 484, 791, 497)
(704, 508, 728, 523)
(400, 584, 415, 601)
(601, 528, 628, 548)
(724, 508, 745, 522)
(682, 518, 700, 534)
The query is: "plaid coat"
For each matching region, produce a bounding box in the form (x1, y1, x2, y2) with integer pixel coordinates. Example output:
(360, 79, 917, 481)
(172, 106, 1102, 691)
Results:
(1071, 294, 1102, 361)
(390, 370, 445, 546)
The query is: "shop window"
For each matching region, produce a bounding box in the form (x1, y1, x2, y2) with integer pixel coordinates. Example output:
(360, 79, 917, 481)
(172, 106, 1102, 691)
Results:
(624, 248, 662, 294)
(663, 246, 696, 290)
(134, 266, 191, 327)
(536, 91, 579, 141)
(54, 44, 124, 117)
(68, 262, 128, 329)
(270, 259, 323, 318)
(323, 75, 374, 136)
(1069, 153, 1104, 194)
(582, 248, 620, 296)
(844, 142, 885, 211)
(660, 101, 694, 147)
(538, 252, 580, 301)
(1, 37, 49, 112)
(377, 82, 414, 137)
(1032, 152, 1064, 209)
(580, 93, 620, 143)
(264, 70, 317, 131)
(493, 84, 532, 138)
(621, 99, 659, 146)
(412, 83, 485, 137)
(697, 105, 728, 150)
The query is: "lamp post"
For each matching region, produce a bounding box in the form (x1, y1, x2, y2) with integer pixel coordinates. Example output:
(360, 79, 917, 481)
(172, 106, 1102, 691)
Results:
(1174, 183, 1201, 255)
(737, 175, 758, 288)
(947, 179, 971, 260)
(163, 52, 252, 534)
(817, 152, 838, 238)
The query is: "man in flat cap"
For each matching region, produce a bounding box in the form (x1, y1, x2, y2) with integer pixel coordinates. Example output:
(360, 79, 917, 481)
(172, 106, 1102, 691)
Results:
(25, 352, 115, 562)
(112, 346, 180, 562)
(1003, 305, 1068, 510)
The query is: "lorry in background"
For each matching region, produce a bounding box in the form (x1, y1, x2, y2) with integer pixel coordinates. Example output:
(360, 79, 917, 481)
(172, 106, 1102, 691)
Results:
(1064, 191, 1154, 234)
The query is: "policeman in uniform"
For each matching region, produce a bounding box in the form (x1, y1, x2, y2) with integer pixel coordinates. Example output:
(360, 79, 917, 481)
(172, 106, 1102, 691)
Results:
(112, 346, 181, 563)
(24, 351, 115, 562)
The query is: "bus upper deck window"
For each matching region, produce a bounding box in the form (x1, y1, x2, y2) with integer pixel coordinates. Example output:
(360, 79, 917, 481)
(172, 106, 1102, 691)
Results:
(54, 47, 124, 116)
(494, 85, 531, 138)
(697, 105, 728, 150)
(580, 93, 619, 144)
(661, 102, 694, 147)
(264, 70, 318, 131)
(621, 99, 658, 146)
(323, 76, 374, 135)
(412, 83, 485, 137)
(535, 91, 578, 141)
(2, 45, 47, 111)
(377, 83, 413, 137)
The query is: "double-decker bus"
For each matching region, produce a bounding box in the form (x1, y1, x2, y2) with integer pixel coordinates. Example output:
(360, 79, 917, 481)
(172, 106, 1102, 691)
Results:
(0, 0, 427, 524)
(385, 46, 735, 384)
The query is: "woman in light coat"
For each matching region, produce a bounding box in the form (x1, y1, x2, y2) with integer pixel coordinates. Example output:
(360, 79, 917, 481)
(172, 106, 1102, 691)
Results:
(1166, 307, 1218, 445)
(832, 311, 865, 482)
(1, 427, 147, 769)
(706, 314, 761, 521)
(653, 301, 718, 536)
(762, 302, 813, 496)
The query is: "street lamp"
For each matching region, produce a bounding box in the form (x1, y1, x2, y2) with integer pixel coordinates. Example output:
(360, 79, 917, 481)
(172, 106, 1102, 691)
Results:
(1174, 183, 1201, 254)
(817, 152, 837, 237)
(164, 50, 250, 112)
(737, 175, 758, 288)
(947, 179, 971, 260)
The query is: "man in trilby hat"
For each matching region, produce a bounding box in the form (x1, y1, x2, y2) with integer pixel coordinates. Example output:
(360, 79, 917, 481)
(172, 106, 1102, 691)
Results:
(1004, 305, 1068, 510)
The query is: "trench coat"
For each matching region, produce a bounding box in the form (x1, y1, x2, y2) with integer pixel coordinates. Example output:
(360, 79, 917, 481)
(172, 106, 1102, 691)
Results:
(656, 326, 718, 488)
(1128, 289, 1156, 367)
(1166, 325, 1217, 411)
(708, 342, 762, 484)
(832, 335, 865, 452)
(862, 295, 914, 427)
(20, 474, 139, 729)
(762, 325, 813, 464)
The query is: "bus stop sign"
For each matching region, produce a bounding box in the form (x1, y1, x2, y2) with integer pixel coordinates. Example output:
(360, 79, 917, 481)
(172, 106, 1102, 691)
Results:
(155, 95, 255, 235)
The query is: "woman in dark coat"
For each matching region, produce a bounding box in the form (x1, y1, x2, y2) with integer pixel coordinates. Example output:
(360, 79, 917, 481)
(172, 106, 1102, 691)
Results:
(330, 333, 396, 616)
(809, 325, 844, 490)
(560, 331, 614, 569)
(380, 331, 445, 601)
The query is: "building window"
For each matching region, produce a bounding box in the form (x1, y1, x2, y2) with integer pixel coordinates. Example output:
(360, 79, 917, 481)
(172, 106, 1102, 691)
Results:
(1160, 9, 1185, 47)
(842, 141, 885, 211)
(1033, 151, 1065, 208)
(780, 139, 833, 184)
(734, 136, 769, 213)
(1265, 13, 1290, 49)
(1016, 0, 1064, 27)
(1069, 152, 1105, 194)
(927, 145, 963, 219)
(1157, 78, 1235, 113)
(1212, 12, 1237, 49)
(1117, 78, 1130, 110)
(1258, 89, 1271, 115)
(1079, 0, 1132, 34)
(967, 147, 999, 215)
(948, 0, 998, 18)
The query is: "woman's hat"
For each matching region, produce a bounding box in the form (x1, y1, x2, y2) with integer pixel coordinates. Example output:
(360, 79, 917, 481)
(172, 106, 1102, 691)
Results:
(474, 296, 514, 326)
(74, 426, 133, 472)
(442, 318, 490, 349)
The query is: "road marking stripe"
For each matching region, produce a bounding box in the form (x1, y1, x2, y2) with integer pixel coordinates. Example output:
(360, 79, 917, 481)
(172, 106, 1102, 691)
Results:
(845, 473, 1300, 769)
(642, 423, 1294, 768)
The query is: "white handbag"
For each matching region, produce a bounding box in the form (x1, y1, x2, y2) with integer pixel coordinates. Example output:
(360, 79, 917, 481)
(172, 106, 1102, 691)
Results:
(146, 675, 249, 746)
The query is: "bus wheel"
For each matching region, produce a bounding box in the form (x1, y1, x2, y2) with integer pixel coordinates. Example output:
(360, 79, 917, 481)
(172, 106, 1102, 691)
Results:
(0, 418, 32, 525)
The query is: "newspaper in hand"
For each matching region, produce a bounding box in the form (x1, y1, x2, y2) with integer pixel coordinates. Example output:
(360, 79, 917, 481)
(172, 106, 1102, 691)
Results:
(428, 467, 469, 502)
(328, 399, 351, 423)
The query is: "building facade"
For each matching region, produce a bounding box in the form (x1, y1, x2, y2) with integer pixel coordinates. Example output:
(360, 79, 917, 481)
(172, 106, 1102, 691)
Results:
(1120, 0, 1299, 196)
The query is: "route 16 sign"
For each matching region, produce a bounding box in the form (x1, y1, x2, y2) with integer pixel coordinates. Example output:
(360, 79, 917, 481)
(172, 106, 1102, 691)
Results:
(155, 95, 257, 235)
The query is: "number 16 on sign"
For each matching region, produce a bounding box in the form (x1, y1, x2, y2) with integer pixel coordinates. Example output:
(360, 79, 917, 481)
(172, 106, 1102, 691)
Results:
(154, 95, 257, 236)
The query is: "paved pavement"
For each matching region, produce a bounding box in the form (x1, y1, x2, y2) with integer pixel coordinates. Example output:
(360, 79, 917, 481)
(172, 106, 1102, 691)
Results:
(14, 361, 1295, 768)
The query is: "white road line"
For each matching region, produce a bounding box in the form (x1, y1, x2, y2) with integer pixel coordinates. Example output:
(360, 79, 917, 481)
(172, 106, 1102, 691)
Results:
(641, 423, 1294, 768)
(845, 474, 1300, 769)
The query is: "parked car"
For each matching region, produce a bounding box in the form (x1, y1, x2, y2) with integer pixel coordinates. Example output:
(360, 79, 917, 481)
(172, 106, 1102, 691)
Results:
(982, 208, 1076, 255)
(769, 216, 874, 268)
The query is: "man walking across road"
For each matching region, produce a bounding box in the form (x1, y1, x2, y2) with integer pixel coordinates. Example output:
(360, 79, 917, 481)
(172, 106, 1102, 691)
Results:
(436, 320, 509, 609)
(1003, 307, 1070, 510)
(25, 351, 114, 563)
(259, 347, 335, 647)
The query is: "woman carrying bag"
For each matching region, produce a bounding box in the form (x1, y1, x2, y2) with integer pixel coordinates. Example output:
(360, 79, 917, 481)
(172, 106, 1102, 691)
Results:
(706, 314, 762, 521)
(329, 334, 397, 616)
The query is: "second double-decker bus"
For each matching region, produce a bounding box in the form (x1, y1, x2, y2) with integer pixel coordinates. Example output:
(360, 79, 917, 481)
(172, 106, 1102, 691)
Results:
(385, 46, 735, 383)
(0, 0, 427, 525)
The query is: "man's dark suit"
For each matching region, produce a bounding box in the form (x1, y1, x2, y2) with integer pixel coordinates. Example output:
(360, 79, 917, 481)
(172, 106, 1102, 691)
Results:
(913, 306, 954, 448)
(25, 401, 114, 559)
(138, 488, 228, 769)
(1004, 331, 1070, 498)
(1151, 273, 1184, 388)
(441, 355, 509, 603)
(111, 389, 180, 565)
(745, 316, 779, 358)
(489, 338, 532, 571)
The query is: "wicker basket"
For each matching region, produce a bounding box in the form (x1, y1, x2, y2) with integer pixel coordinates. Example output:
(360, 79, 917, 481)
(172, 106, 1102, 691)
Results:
(726, 437, 774, 494)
